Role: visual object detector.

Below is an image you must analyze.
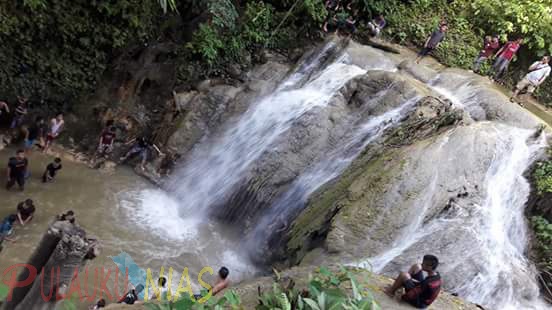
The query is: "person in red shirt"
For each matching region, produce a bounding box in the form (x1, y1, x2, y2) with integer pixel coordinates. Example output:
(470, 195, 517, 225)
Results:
(97, 126, 116, 158)
(385, 255, 442, 309)
(492, 37, 523, 82)
(473, 35, 500, 73)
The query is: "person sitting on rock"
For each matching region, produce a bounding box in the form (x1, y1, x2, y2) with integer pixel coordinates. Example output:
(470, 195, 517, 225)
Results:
(88, 298, 106, 309)
(385, 254, 442, 309)
(42, 157, 62, 183)
(118, 284, 144, 304)
(212, 267, 230, 296)
(16, 198, 35, 226)
(152, 276, 172, 301)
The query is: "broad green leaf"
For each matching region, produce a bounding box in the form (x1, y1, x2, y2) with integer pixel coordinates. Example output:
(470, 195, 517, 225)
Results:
(303, 298, 321, 310)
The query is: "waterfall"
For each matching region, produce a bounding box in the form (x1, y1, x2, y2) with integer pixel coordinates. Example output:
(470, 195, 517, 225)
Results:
(354, 72, 549, 309)
(122, 40, 549, 309)
(247, 95, 420, 252)
(124, 42, 374, 281)
(163, 55, 366, 217)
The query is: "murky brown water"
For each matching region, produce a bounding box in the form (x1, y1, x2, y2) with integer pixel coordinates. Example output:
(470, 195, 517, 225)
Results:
(0, 148, 255, 308)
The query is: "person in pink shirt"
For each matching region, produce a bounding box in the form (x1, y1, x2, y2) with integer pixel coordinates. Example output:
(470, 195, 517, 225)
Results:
(492, 37, 523, 82)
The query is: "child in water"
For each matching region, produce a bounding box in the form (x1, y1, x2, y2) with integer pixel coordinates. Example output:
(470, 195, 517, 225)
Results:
(42, 157, 62, 182)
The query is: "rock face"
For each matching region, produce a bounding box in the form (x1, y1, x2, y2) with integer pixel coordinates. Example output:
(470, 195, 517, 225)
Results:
(166, 59, 291, 156)
(216, 70, 432, 225)
(284, 96, 463, 266)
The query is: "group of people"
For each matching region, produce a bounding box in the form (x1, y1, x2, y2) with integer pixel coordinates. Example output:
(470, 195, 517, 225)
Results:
(95, 122, 163, 171)
(322, 1, 387, 38)
(415, 22, 550, 106)
(1, 96, 65, 153)
(107, 267, 230, 307)
(6, 148, 62, 191)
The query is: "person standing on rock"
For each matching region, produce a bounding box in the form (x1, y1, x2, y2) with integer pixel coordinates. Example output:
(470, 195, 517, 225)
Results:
(22, 116, 45, 153)
(472, 35, 500, 73)
(97, 126, 117, 158)
(43, 112, 65, 153)
(385, 254, 442, 308)
(492, 37, 523, 83)
(510, 56, 551, 105)
(415, 24, 448, 64)
(367, 14, 386, 37)
(6, 149, 28, 191)
(120, 136, 163, 170)
(10, 96, 28, 130)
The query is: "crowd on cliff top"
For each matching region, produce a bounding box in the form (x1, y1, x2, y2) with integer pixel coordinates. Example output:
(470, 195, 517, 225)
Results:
(322, 0, 550, 107)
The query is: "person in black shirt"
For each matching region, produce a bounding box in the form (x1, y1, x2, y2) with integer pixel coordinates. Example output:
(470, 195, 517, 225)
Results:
(6, 150, 28, 191)
(10, 97, 28, 130)
(17, 199, 35, 226)
(57, 210, 75, 223)
(42, 157, 62, 183)
(118, 284, 144, 304)
(22, 117, 45, 153)
(120, 136, 163, 170)
(385, 254, 442, 308)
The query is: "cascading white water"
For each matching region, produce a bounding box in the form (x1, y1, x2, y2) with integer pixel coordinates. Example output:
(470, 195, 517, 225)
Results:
(122, 42, 377, 285)
(355, 77, 549, 309)
(250, 95, 420, 239)
(163, 59, 367, 216)
(120, 40, 549, 309)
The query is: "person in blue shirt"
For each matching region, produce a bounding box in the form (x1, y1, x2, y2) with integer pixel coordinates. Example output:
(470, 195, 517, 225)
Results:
(0, 214, 17, 242)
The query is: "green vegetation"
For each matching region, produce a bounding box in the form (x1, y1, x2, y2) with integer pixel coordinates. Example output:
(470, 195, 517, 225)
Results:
(143, 290, 242, 310)
(138, 266, 379, 309)
(360, 0, 552, 104)
(531, 216, 552, 295)
(534, 160, 552, 195)
(256, 266, 379, 310)
(3, 0, 552, 107)
(0, 0, 165, 103)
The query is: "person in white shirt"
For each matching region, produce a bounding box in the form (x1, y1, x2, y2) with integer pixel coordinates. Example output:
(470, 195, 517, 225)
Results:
(510, 56, 550, 104)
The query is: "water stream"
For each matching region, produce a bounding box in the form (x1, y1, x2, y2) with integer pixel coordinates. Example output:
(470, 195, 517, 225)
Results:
(1, 42, 549, 309)
(357, 81, 548, 309)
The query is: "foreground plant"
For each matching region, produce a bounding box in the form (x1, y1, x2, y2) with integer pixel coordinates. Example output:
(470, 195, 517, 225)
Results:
(256, 266, 380, 310)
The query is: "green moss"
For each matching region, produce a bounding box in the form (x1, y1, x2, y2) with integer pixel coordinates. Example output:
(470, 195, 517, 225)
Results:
(286, 147, 405, 262)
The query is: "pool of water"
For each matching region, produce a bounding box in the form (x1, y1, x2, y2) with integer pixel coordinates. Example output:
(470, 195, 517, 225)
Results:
(0, 148, 255, 308)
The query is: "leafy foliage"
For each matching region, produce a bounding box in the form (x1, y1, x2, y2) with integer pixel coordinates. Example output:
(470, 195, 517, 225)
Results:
(359, 0, 552, 104)
(531, 216, 552, 291)
(534, 160, 552, 195)
(0, 0, 165, 103)
(468, 0, 552, 54)
(143, 290, 242, 310)
(256, 266, 380, 310)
